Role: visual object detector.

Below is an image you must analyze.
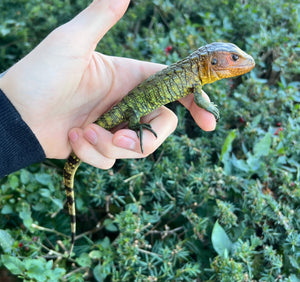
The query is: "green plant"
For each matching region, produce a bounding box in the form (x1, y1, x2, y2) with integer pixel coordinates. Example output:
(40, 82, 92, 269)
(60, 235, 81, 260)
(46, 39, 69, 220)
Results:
(0, 0, 299, 281)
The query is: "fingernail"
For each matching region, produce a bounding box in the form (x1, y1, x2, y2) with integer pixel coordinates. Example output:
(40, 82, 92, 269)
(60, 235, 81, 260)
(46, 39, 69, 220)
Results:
(84, 128, 98, 145)
(114, 135, 136, 150)
(69, 130, 78, 143)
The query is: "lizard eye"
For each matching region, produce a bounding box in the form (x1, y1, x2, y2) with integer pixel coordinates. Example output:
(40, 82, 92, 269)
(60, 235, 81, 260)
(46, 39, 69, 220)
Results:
(232, 54, 239, 61)
(211, 58, 218, 65)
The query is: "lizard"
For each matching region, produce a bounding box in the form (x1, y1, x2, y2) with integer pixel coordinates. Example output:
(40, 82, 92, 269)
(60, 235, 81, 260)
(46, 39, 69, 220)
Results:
(63, 42, 255, 255)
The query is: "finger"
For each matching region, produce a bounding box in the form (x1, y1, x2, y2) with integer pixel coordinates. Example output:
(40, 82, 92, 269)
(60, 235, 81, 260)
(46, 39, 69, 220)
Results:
(69, 127, 116, 169)
(83, 124, 141, 159)
(179, 91, 216, 131)
(66, 0, 130, 46)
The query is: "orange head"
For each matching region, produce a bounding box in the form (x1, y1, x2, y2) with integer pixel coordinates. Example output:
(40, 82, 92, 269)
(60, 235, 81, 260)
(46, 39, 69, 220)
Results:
(197, 42, 255, 85)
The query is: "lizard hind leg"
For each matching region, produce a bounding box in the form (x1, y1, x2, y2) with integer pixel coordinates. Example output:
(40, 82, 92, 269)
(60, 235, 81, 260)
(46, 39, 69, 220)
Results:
(127, 111, 157, 153)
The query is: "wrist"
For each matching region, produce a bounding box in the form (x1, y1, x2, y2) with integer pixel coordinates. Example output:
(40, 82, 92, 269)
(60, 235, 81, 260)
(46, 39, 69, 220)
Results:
(0, 88, 45, 176)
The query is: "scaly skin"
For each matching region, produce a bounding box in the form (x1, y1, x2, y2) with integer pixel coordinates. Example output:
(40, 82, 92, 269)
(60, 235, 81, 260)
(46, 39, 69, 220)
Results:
(63, 42, 255, 255)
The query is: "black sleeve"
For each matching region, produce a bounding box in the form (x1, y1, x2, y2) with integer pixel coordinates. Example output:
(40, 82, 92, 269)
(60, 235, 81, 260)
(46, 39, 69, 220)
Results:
(0, 88, 45, 178)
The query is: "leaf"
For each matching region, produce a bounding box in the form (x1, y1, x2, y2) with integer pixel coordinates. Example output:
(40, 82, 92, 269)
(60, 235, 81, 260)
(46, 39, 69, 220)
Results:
(35, 173, 52, 185)
(76, 253, 92, 267)
(9, 175, 19, 189)
(1, 204, 13, 214)
(39, 188, 51, 197)
(220, 129, 237, 162)
(0, 27, 10, 36)
(89, 250, 102, 260)
(44, 260, 66, 281)
(50, 267, 66, 280)
(246, 155, 262, 173)
(1, 255, 25, 275)
(98, 237, 111, 250)
(231, 154, 249, 172)
(250, 114, 262, 129)
(24, 258, 46, 281)
(19, 203, 33, 229)
(51, 198, 64, 210)
(220, 130, 236, 175)
(33, 202, 47, 211)
(253, 132, 272, 157)
(104, 219, 119, 232)
(20, 170, 30, 184)
(93, 263, 108, 282)
(0, 229, 14, 253)
(289, 274, 300, 282)
(211, 220, 233, 256)
(289, 255, 300, 269)
(45, 260, 53, 270)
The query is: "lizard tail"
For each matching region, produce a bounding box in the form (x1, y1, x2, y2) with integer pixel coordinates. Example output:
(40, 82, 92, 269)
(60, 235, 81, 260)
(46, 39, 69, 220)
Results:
(63, 152, 82, 255)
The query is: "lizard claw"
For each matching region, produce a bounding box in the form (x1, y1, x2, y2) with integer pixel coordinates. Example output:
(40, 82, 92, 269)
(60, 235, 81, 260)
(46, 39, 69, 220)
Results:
(133, 123, 157, 153)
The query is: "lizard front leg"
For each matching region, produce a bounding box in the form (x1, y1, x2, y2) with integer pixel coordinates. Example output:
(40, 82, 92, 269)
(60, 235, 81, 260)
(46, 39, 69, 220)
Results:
(193, 85, 220, 121)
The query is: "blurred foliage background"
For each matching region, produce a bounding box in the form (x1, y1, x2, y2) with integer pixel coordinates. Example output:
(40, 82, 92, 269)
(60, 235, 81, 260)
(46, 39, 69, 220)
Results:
(0, 0, 299, 281)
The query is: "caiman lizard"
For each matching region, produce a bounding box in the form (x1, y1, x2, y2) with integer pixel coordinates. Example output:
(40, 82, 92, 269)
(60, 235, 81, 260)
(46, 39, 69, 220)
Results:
(63, 42, 255, 254)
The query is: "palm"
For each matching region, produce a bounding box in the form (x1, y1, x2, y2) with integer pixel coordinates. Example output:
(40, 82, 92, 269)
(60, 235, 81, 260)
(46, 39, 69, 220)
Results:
(1, 33, 166, 158)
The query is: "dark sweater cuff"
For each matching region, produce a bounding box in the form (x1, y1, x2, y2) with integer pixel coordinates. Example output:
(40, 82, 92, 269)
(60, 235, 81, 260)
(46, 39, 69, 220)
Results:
(0, 88, 45, 178)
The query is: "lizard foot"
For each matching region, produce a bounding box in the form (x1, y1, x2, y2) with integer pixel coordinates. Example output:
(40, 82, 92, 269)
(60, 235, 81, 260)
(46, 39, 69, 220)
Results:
(193, 88, 220, 121)
(206, 102, 220, 121)
(132, 123, 157, 153)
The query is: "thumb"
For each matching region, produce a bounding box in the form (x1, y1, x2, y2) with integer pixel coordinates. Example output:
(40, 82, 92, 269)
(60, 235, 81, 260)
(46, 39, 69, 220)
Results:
(64, 0, 130, 47)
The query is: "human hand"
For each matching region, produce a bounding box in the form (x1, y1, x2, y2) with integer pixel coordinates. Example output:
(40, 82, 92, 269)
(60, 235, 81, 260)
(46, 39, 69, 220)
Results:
(0, 0, 216, 169)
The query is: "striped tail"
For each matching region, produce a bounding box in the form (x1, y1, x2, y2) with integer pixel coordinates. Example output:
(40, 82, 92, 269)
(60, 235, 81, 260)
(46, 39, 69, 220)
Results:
(63, 152, 82, 255)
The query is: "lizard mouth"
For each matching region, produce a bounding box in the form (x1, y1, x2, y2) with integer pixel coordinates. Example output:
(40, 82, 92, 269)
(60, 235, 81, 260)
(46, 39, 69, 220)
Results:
(213, 60, 255, 79)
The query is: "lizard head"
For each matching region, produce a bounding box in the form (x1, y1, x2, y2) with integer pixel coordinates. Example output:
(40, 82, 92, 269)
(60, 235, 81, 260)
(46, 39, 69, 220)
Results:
(199, 42, 255, 85)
